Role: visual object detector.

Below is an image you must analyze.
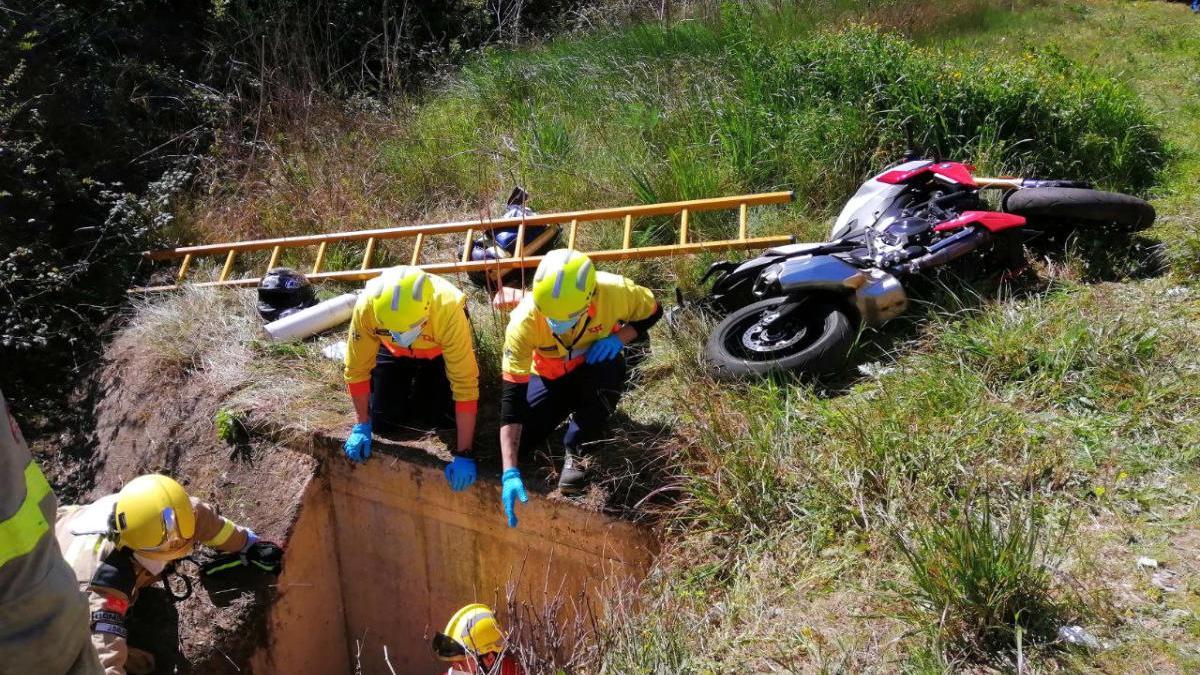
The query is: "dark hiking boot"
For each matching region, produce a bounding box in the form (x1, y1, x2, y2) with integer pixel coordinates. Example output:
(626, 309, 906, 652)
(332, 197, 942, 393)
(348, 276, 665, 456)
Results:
(558, 450, 594, 495)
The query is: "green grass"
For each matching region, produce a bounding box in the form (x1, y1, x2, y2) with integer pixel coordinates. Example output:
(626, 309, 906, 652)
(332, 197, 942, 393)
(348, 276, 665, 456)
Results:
(159, 0, 1200, 671)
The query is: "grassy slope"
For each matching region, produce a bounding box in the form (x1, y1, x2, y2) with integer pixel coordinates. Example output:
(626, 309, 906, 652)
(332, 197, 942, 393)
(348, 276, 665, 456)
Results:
(159, 1, 1200, 671)
(614, 3, 1200, 672)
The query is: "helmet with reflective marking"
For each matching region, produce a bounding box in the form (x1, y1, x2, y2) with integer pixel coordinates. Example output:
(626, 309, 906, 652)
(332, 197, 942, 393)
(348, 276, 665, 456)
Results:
(112, 474, 196, 559)
(369, 266, 434, 332)
(531, 249, 596, 321)
(436, 603, 505, 659)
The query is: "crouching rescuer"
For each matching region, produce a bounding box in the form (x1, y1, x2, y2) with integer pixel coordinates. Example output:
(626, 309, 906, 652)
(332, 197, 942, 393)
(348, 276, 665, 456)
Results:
(55, 474, 281, 675)
(499, 249, 661, 526)
(342, 266, 481, 492)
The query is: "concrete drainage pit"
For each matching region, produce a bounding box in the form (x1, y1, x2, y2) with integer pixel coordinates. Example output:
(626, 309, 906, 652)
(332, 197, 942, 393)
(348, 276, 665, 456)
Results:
(250, 443, 658, 674)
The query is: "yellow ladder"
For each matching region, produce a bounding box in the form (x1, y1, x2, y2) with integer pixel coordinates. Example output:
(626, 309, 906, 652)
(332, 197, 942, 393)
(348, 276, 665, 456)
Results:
(131, 191, 795, 292)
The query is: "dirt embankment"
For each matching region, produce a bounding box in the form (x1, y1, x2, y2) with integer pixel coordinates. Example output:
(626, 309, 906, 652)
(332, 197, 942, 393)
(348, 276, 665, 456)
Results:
(66, 328, 317, 674)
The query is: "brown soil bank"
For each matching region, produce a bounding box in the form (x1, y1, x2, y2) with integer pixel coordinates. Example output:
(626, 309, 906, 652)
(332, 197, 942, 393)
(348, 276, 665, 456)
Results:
(73, 320, 658, 674)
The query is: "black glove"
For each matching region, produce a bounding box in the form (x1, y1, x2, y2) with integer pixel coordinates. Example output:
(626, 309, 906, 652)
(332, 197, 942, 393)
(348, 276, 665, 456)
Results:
(201, 542, 284, 577)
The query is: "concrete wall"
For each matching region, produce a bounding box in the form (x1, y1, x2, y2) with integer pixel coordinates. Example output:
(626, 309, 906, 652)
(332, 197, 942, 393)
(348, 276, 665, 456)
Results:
(254, 453, 657, 675)
(249, 473, 351, 675)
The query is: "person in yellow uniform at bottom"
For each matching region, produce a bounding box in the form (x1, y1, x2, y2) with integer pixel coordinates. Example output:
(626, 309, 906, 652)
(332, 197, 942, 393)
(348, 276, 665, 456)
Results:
(0, 387, 103, 675)
(498, 249, 662, 526)
(341, 266, 481, 491)
(431, 603, 523, 675)
(54, 474, 282, 675)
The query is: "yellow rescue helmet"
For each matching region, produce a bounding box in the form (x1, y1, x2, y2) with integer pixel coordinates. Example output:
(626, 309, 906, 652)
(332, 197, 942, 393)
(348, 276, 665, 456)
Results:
(531, 249, 596, 321)
(441, 603, 505, 656)
(112, 474, 196, 558)
(368, 266, 434, 332)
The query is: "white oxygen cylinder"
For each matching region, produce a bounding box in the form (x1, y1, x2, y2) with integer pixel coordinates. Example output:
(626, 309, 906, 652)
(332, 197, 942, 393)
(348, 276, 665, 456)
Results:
(264, 292, 358, 341)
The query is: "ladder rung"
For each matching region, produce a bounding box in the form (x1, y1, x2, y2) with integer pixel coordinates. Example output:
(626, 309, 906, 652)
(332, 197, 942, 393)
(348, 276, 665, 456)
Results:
(312, 242, 327, 274)
(738, 203, 748, 240)
(176, 254, 192, 282)
(361, 237, 376, 270)
(622, 215, 633, 250)
(679, 209, 689, 245)
(219, 250, 236, 282)
(461, 229, 473, 263)
(410, 233, 424, 266)
(514, 223, 526, 258)
(267, 246, 282, 272)
(567, 219, 578, 250)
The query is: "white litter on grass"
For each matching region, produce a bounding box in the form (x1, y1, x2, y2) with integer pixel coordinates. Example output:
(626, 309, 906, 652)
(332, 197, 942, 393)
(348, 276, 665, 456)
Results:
(857, 362, 895, 378)
(1058, 625, 1102, 650)
(1151, 571, 1179, 593)
(322, 340, 348, 361)
(1137, 556, 1159, 569)
(1165, 286, 1189, 299)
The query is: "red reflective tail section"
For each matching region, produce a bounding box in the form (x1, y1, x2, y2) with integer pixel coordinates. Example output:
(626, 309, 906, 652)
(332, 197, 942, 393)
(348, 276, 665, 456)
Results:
(933, 210, 1026, 233)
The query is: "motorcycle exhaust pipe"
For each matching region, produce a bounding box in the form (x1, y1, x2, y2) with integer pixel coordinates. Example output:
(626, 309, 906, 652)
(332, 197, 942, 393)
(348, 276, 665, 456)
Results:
(904, 226, 991, 273)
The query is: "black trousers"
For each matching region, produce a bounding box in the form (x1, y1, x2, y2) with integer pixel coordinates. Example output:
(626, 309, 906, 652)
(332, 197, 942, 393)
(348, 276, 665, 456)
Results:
(519, 353, 628, 456)
(369, 348, 455, 433)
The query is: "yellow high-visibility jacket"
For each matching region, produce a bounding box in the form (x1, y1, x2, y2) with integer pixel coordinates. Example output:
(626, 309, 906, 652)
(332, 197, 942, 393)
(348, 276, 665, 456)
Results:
(343, 273, 480, 411)
(502, 272, 658, 383)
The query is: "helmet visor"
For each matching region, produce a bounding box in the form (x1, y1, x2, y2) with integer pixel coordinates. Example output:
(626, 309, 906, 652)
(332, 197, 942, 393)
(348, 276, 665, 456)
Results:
(139, 507, 188, 553)
(431, 632, 467, 661)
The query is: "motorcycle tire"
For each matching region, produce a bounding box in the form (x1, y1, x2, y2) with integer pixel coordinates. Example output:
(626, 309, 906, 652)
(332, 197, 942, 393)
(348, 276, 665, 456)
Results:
(1003, 187, 1155, 232)
(705, 297, 854, 380)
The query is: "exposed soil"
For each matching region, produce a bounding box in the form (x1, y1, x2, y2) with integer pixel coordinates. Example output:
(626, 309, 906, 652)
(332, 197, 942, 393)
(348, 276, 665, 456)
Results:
(42, 327, 318, 675)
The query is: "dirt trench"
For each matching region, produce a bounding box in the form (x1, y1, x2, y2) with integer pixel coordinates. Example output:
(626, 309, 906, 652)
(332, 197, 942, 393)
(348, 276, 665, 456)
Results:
(64, 327, 658, 674)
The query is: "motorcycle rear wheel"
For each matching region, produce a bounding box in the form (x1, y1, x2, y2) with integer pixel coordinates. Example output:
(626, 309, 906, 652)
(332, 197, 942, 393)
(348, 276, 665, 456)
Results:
(705, 297, 854, 379)
(1003, 187, 1155, 232)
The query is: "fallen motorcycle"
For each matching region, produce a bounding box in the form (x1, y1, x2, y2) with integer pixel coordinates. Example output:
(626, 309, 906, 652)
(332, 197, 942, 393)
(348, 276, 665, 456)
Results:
(676, 158, 1155, 379)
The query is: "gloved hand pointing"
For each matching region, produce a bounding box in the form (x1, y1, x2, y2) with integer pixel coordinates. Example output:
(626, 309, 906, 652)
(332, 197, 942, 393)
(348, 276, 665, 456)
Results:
(501, 468, 528, 528)
(344, 422, 372, 463)
(444, 455, 477, 492)
(586, 334, 624, 363)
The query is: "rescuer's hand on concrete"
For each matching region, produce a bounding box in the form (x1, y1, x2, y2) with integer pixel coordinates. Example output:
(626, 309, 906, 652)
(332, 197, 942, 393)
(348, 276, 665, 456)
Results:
(502, 468, 528, 527)
(585, 334, 624, 363)
(444, 456, 476, 491)
(344, 422, 372, 462)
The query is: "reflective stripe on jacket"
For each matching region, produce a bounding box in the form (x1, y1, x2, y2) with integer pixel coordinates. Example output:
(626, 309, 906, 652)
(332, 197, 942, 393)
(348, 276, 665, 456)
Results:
(0, 389, 103, 675)
(343, 272, 480, 410)
(502, 271, 657, 382)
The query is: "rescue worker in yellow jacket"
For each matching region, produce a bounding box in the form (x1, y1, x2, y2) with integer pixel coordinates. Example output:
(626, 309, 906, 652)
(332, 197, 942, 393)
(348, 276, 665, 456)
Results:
(0, 388, 103, 675)
(54, 474, 281, 675)
(499, 249, 662, 526)
(342, 266, 481, 492)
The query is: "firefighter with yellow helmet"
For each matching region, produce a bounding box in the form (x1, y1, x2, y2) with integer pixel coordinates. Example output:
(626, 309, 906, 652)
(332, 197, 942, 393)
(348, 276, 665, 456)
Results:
(342, 266, 481, 491)
(54, 474, 281, 675)
(499, 249, 661, 526)
(432, 603, 522, 675)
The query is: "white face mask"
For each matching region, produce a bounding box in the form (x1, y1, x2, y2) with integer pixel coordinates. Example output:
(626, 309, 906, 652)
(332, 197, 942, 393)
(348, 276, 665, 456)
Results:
(545, 315, 581, 335)
(389, 323, 424, 347)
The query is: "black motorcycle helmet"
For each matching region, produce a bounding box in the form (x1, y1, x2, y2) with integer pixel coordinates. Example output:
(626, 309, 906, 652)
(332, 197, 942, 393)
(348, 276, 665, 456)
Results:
(257, 267, 317, 322)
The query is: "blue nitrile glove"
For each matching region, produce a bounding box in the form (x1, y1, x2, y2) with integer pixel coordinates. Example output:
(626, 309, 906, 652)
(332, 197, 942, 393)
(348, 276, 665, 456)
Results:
(344, 422, 372, 462)
(586, 334, 624, 364)
(501, 468, 528, 528)
(444, 456, 477, 492)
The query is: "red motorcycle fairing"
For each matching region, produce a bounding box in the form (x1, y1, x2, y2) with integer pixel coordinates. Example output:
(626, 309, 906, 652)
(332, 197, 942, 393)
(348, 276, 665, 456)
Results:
(877, 161, 978, 188)
(932, 210, 1027, 233)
